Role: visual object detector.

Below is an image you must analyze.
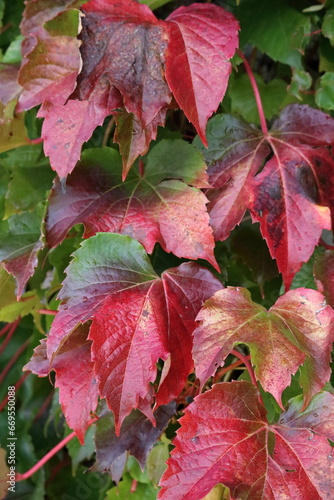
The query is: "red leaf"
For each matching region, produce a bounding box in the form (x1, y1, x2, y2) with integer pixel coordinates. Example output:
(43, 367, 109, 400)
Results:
(18, 0, 238, 177)
(38, 79, 122, 178)
(193, 287, 334, 408)
(46, 234, 222, 431)
(159, 382, 334, 500)
(46, 143, 217, 267)
(78, 0, 170, 127)
(165, 4, 239, 144)
(25, 325, 98, 443)
(0, 65, 22, 105)
(53, 324, 98, 443)
(89, 262, 222, 432)
(17, 30, 81, 111)
(197, 105, 334, 289)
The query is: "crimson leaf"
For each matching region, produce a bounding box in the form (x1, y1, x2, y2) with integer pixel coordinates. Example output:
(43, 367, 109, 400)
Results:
(46, 142, 217, 267)
(193, 287, 334, 409)
(159, 381, 334, 500)
(46, 233, 222, 432)
(194, 105, 334, 289)
(25, 324, 98, 444)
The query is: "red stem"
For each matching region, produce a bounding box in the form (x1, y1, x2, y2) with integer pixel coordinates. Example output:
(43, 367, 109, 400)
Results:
(0, 319, 20, 357)
(37, 309, 57, 316)
(0, 339, 30, 386)
(139, 159, 145, 177)
(231, 349, 257, 387)
(16, 417, 98, 481)
(16, 432, 77, 481)
(28, 137, 43, 145)
(213, 356, 250, 383)
(237, 49, 268, 135)
(0, 323, 12, 338)
(33, 390, 54, 422)
(0, 372, 30, 412)
(131, 479, 138, 493)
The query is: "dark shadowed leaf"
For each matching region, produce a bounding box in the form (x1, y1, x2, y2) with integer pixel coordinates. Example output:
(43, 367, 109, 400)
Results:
(94, 402, 175, 481)
(159, 382, 334, 500)
(0, 203, 45, 297)
(314, 249, 334, 308)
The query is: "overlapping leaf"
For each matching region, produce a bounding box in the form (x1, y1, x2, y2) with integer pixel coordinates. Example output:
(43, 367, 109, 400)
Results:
(93, 402, 176, 481)
(194, 104, 334, 289)
(46, 233, 222, 432)
(0, 203, 45, 297)
(18, 0, 239, 178)
(46, 142, 217, 268)
(25, 324, 98, 443)
(159, 382, 334, 500)
(193, 287, 334, 408)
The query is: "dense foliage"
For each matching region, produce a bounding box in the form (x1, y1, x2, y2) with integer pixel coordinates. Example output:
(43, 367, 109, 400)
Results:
(0, 0, 334, 499)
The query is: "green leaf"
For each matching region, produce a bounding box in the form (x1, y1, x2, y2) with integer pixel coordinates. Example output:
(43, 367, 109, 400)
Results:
(0, 291, 43, 322)
(0, 203, 45, 296)
(1, 35, 24, 64)
(138, 0, 172, 10)
(44, 9, 81, 37)
(322, 8, 334, 45)
(66, 425, 96, 476)
(227, 73, 288, 126)
(0, 100, 29, 154)
(316, 72, 334, 110)
(288, 69, 312, 100)
(3, 145, 54, 217)
(237, 0, 311, 68)
(106, 473, 157, 500)
(147, 435, 170, 487)
(0, 264, 16, 308)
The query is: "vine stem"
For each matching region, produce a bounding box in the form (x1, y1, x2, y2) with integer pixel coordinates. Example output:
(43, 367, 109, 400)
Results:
(16, 417, 98, 481)
(16, 432, 77, 481)
(237, 49, 268, 135)
(0, 372, 30, 412)
(0, 338, 30, 386)
(0, 323, 12, 337)
(0, 318, 20, 357)
(213, 355, 250, 383)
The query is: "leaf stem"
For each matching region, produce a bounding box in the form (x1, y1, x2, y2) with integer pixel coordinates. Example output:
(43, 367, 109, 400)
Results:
(237, 49, 268, 135)
(231, 349, 257, 386)
(213, 356, 250, 383)
(16, 432, 77, 481)
(37, 309, 57, 316)
(0, 319, 20, 357)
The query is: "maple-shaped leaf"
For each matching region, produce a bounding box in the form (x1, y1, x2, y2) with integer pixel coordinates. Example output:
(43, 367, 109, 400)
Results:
(46, 233, 222, 431)
(93, 402, 176, 481)
(25, 324, 98, 443)
(193, 287, 334, 408)
(46, 142, 216, 268)
(159, 381, 334, 500)
(164, 4, 239, 145)
(314, 249, 334, 308)
(0, 204, 45, 297)
(194, 105, 334, 289)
